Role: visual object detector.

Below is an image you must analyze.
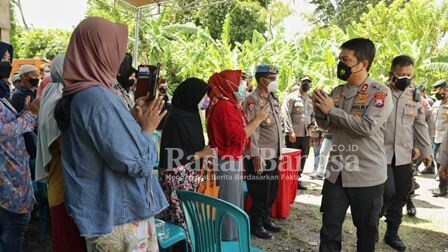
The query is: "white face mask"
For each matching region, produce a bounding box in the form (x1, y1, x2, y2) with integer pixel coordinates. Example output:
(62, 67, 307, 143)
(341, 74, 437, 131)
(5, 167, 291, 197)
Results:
(198, 94, 210, 110)
(267, 80, 278, 93)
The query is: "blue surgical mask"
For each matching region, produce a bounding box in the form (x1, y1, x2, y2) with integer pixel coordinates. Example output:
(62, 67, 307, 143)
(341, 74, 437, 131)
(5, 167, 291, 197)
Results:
(234, 80, 247, 101)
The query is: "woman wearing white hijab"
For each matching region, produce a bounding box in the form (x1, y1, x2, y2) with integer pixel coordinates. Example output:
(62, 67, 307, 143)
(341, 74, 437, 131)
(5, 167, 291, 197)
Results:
(35, 54, 86, 251)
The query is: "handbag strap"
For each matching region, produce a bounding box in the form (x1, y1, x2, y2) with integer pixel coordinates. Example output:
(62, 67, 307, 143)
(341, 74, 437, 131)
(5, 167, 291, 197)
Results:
(207, 160, 217, 187)
(200, 155, 219, 188)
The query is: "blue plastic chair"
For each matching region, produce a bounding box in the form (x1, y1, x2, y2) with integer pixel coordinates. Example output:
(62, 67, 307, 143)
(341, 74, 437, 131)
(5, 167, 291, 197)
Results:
(156, 219, 188, 251)
(176, 190, 264, 252)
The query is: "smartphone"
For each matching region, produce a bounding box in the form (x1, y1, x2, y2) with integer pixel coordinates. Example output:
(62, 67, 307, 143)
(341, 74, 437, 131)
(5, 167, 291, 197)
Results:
(134, 64, 161, 100)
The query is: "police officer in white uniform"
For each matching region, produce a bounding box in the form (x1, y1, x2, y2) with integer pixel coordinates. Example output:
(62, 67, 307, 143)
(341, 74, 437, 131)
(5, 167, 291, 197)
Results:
(313, 38, 393, 252)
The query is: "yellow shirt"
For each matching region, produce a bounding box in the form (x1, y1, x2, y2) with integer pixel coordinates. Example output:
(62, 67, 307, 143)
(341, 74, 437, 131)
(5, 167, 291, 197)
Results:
(48, 138, 64, 208)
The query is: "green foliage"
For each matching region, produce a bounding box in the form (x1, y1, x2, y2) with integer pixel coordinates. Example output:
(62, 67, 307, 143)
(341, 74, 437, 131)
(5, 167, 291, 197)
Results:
(149, 0, 448, 93)
(157, 0, 271, 45)
(310, 0, 396, 28)
(228, 1, 267, 45)
(86, 0, 134, 25)
(15, 29, 71, 60)
(351, 0, 448, 86)
(9, 0, 448, 96)
(9, 1, 21, 58)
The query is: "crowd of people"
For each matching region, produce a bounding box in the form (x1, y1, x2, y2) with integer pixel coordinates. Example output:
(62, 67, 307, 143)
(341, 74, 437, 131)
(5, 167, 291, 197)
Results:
(1, 16, 448, 252)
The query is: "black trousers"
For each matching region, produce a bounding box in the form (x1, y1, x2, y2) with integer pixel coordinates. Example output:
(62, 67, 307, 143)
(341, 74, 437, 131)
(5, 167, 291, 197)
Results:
(382, 161, 413, 226)
(285, 136, 310, 177)
(245, 158, 279, 225)
(319, 176, 384, 252)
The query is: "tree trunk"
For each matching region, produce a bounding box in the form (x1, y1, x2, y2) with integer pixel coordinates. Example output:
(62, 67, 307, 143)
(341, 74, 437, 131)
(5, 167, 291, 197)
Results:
(11, 0, 29, 30)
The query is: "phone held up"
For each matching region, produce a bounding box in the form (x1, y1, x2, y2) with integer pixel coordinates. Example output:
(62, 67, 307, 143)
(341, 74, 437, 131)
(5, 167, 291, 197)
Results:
(134, 63, 161, 101)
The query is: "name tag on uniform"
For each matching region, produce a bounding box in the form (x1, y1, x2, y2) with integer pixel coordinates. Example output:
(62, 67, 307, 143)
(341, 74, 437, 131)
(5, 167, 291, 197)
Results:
(405, 108, 416, 116)
(404, 102, 417, 116)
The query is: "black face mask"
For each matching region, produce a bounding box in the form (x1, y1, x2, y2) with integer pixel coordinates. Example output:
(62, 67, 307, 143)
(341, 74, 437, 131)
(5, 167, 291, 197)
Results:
(28, 78, 39, 87)
(117, 76, 135, 90)
(392, 75, 412, 91)
(0, 62, 12, 79)
(436, 92, 446, 101)
(301, 82, 310, 92)
(337, 61, 363, 81)
(337, 61, 352, 81)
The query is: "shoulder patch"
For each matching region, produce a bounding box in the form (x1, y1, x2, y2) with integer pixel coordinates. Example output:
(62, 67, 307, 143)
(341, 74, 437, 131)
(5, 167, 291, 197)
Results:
(373, 91, 388, 108)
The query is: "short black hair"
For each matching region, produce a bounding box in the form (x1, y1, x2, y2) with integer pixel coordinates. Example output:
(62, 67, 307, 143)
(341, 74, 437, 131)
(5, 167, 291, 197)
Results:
(255, 73, 270, 84)
(341, 38, 376, 71)
(390, 55, 414, 72)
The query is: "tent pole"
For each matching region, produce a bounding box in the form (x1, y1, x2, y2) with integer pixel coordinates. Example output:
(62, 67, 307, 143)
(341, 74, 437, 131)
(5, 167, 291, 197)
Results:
(133, 7, 141, 66)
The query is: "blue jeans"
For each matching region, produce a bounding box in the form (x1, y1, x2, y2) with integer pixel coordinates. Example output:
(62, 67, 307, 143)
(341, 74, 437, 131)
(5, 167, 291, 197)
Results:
(0, 206, 31, 252)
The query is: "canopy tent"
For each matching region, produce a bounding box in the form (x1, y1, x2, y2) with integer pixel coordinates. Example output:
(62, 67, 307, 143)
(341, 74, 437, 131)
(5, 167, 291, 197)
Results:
(99, 0, 234, 65)
(119, 0, 172, 66)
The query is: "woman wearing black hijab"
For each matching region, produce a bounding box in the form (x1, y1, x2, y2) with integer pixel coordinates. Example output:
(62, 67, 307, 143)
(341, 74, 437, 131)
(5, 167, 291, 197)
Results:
(159, 77, 212, 248)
